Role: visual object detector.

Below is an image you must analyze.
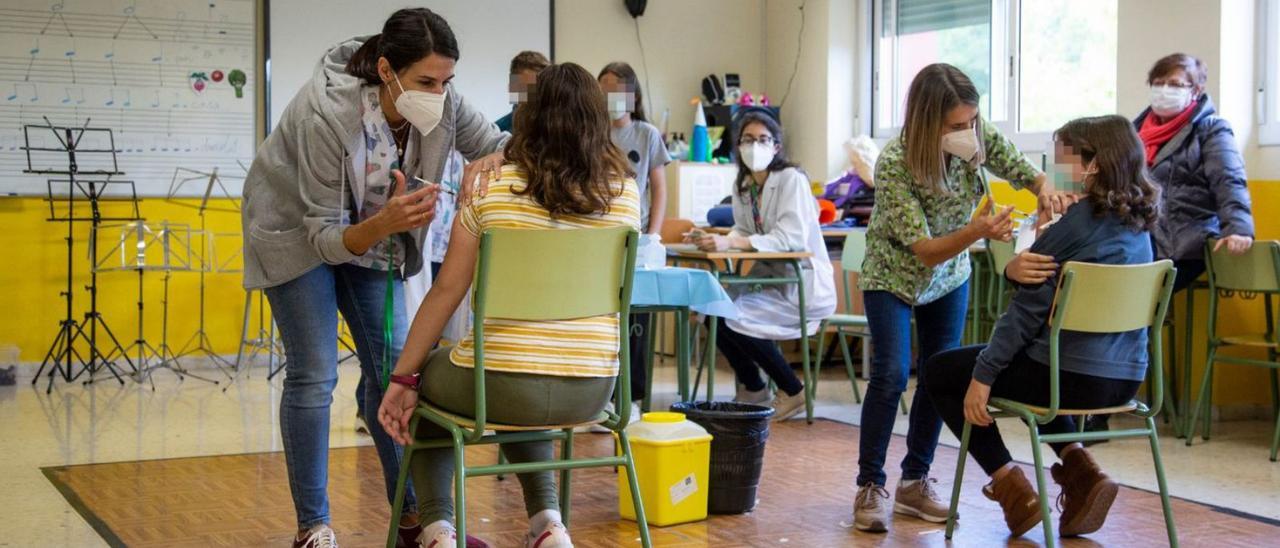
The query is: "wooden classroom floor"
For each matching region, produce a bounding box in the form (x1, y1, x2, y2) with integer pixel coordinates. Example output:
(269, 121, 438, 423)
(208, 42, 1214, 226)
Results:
(43, 418, 1279, 547)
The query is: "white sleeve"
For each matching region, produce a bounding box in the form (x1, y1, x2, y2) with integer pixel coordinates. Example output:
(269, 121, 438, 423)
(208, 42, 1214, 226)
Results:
(748, 170, 812, 252)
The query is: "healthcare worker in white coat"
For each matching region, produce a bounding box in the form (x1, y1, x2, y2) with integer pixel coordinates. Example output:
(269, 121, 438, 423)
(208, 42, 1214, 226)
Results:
(689, 109, 836, 421)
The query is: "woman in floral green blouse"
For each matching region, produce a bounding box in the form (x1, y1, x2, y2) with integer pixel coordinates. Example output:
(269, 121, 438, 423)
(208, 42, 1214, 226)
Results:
(850, 63, 1058, 533)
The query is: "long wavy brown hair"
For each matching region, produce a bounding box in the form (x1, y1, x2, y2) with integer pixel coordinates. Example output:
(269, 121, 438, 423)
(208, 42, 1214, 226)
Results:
(1053, 115, 1160, 231)
(504, 63, 632, 217)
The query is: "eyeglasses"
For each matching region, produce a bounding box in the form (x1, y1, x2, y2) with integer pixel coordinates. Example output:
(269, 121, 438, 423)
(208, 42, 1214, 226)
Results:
(1150, 80, 1194, 89)
(739, 136, 776, 146)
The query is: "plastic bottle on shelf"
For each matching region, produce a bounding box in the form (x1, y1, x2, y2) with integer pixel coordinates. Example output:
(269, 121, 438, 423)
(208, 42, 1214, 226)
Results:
(690, 101, 710, 163)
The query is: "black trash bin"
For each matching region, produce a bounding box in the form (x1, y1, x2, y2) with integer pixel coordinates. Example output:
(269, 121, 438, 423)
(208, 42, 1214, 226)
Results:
(670, 401, 774, 514)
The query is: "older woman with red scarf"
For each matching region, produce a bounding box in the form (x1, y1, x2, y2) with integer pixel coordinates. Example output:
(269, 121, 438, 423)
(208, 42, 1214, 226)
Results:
(1086, 52, 1256, 438)
(1136, 53, 1255, 288)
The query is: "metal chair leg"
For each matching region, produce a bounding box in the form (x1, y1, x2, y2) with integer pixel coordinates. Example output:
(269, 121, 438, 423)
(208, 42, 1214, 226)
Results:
(838, 331, 863, 404)
(560, 428, 574, 526)
(1027, 422, 1057, 548)
(618, 431, 652, 547)
(1147, 416, 1179, 547)
(944, 421, 971, 539)
(386, 419, 419, 548)
(1271, 404, 1280, 462)
(452, 430, 468, 548)
(1186, 347, 1217, 445)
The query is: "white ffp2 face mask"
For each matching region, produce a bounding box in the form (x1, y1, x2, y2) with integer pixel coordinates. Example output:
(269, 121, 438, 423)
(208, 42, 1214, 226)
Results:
(1149, 85, 1193, 118)
(739, 142, 776, 172)
(607, 91, 631, 120)
(941, 126, 980, 163)
(392, 72, 446, 135)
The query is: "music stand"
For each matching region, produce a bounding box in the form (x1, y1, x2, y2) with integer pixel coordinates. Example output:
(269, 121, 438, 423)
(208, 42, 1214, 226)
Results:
(24, 117, 138, 393)
(166, 166, 243, 378)
(94, 221, 218, 389)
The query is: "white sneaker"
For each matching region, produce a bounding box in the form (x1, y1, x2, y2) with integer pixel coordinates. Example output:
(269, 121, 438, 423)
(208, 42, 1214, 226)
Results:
(771, 389, 806, 421)
(734, 383, 773, 405)
(629, 400, 642, 424)
(527, 521, 573, 548)
(575, 402, 611, 433)
(416, 520, 455, 548)
(294, 524, 338, 548)
(355, 413, 370, 436)
(596, 400, 642, 431)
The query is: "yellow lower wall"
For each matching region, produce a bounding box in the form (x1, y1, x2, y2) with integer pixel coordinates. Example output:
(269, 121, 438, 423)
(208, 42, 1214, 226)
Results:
(992, 181, 1280, 407)
(3, 183, 1279, 406)
(0, 197, 248, 366)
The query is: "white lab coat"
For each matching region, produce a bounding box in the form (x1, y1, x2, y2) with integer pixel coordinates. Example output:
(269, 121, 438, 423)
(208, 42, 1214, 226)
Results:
(725, 167, 837, 340)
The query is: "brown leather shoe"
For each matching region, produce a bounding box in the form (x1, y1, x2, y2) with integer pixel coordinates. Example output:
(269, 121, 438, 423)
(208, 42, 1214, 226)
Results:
(1051, 448, 1118, 536)
(982, 467, 1043, 537)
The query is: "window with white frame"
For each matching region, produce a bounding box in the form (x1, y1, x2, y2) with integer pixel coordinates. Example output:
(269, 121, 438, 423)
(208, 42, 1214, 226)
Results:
(872, 0, 1118, 150)
(1261, 0, 1280, 146)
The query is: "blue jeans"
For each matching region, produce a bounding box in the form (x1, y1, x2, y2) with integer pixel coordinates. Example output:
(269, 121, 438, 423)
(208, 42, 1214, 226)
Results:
(856, 282, 969, 487)
(265, 263, 417, 528)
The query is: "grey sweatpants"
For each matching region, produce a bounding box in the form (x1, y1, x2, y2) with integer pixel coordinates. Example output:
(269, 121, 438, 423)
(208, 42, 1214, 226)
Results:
(411, 347, 615, 523)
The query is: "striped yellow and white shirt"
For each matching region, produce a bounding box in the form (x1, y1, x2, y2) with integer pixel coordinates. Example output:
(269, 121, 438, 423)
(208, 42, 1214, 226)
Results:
(449, 165, 641, 377)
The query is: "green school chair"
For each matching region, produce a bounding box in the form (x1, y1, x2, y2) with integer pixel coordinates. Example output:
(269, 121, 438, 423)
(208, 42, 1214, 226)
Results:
(386, 227, 651, 548)
(984, 238, 1016, 333)
(811, 230, 909, 414)
(944, 260, 1178, 548)
(1185, 240, 1280, 460)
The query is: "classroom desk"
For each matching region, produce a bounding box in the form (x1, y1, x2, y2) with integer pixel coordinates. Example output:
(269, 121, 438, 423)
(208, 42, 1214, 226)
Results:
(666, 244, 819, 422)
(630, 266, 737, 411)
(701, 225, 860, 241)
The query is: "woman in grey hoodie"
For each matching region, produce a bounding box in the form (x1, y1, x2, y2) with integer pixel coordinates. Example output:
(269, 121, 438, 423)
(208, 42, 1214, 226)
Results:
(240, 8, 506, 548)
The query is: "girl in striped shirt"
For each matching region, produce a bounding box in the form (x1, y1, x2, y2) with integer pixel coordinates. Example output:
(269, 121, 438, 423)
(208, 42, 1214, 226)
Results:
(378, 62, 638, 548)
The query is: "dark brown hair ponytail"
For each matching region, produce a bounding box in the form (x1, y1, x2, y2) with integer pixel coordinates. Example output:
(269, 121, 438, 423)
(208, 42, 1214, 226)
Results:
(346, 8, 459, 85)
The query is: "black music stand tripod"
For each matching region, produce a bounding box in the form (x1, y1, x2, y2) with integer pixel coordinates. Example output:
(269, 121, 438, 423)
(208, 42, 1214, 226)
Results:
(24, 118, 137, 393)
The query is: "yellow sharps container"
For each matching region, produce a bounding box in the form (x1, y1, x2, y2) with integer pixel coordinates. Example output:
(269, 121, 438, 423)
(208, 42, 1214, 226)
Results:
(618, 411, 713, 526)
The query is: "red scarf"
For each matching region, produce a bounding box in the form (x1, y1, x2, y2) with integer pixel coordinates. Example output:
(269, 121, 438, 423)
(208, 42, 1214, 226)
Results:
(1138, 102, 1197, 166)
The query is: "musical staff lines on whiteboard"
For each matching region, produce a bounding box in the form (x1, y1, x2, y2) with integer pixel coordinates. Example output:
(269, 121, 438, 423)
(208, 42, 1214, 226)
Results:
(0, 55, 255, 90)
(0, 8, 254, 46)
(115, 2, 160, 41)
(0, 104, 252, 136)
(0, 0, 255, 197)
(37, 3, 74, 38)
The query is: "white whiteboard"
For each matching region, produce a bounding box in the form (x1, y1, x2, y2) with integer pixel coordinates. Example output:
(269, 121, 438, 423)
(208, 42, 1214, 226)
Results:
(0, 0, 257, 197)
(267, 0, 552, 131)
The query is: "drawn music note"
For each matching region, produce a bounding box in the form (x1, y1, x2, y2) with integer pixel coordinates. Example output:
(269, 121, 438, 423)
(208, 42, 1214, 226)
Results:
(122, 89, 132, 107)
(8, 83, 38, 102)
(151, 90, 161, 108)
(24, 39, 40, 81)
(152, 47, 164, 86)
(104, 46, 118, 86)
(65, 41, 77, 84)
(41, 3, 74, 38)
(173, 11, 187, 41)
(117, 3, 159, 40)
(61, 87, 84, 105)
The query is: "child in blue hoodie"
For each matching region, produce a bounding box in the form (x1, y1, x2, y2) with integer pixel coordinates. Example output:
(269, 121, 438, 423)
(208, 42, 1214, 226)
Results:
(922, 115, 1161, 539)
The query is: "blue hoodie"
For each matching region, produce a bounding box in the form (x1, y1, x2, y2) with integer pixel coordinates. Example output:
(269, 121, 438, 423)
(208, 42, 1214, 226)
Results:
(974, 199, 1153, 384)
